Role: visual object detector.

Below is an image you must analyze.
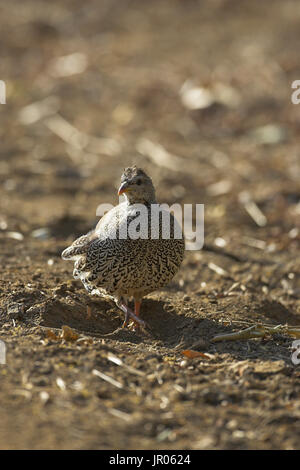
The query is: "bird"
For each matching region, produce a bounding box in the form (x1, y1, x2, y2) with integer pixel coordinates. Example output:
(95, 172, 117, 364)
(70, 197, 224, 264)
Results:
(61, 166, 185, 329)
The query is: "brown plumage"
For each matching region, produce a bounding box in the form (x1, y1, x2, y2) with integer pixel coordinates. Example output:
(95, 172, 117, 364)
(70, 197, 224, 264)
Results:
(62, 167, 185, 329)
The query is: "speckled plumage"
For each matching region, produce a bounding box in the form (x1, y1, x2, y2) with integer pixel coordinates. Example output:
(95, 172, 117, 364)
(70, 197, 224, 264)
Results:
(62, 167, 185, 328)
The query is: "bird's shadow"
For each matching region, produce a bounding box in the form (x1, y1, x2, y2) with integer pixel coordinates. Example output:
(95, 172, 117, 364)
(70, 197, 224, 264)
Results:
(36, 294, 195, 344)
(102, 298, 295, 363)
(35, 293, 295, 363)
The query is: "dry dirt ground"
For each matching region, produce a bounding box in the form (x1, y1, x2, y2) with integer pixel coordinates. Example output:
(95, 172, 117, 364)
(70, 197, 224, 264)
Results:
(0, 0, 300, 450)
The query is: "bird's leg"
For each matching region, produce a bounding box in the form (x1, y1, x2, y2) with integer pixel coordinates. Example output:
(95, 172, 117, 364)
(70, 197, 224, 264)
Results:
(120, 298, 129, 328)
(135, 300, 142, 317)
(126, 298, 143, 330)
(128, 299, 143, 331)
(122, 308, 129, 328)
(117, 301, 146, 328)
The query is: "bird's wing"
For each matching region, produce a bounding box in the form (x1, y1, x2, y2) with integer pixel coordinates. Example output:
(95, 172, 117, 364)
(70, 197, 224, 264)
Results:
(61, 201, 128, 262)
(61, 230, 95, 260)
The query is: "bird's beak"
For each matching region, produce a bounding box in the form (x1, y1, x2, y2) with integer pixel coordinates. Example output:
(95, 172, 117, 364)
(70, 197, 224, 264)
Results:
(118, 181, 131, 196)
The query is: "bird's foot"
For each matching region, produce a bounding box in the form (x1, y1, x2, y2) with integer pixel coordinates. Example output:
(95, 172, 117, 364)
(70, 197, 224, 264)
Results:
(121, 310, 130, 328)
(127, 320, 140, 332)
(118, 302, 146, 329)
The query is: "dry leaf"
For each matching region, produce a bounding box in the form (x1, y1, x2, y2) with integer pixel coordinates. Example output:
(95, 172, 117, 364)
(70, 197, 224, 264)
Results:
(46, 329, 59, 340)
(61, 325, 79, 342)
(182, 350, 210, 359)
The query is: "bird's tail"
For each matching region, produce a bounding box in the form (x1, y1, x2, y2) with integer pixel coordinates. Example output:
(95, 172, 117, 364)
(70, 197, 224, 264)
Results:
(62, 243, 90, 260)
(61, 233, 93, 260)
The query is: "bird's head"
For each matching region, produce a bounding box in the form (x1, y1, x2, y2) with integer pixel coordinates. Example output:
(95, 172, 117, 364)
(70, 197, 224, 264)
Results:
(118, 166, 156, 204)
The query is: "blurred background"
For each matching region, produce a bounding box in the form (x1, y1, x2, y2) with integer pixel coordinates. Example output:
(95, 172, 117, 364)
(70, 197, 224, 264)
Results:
(0, 0, 300, 450)
(1, 0, 299, 243)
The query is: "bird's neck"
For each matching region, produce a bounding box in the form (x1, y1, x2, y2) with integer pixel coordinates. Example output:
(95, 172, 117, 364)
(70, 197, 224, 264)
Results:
(125, 194, 157, 205)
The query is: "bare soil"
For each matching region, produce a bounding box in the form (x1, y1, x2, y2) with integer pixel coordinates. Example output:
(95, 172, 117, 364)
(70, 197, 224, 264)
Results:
(0, 0, 299, 450)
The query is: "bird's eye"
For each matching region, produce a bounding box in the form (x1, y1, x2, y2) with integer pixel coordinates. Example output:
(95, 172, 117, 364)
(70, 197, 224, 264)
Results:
(136, 179, 142, 185)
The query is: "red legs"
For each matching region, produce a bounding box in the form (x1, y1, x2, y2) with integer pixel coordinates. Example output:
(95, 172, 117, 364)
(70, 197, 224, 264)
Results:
(117, 299, 145, 329)
(117, 298, 130, 328)
(133, 300, 142, 330)
(134, 300, 142, 318)
(130, 299, 143, 331)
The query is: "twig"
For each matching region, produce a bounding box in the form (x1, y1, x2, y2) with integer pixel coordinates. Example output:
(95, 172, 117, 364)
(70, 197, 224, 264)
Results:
(107, 352, 145, 377)
(239, 191, 267, 227)
(92, 369, 123, 389)
(212, 323, 300, 342)
(136, 138, 187, 172)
